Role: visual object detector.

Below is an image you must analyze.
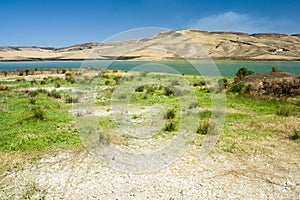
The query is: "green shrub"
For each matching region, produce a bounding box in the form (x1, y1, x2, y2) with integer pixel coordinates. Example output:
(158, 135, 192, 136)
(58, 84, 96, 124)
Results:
(135, 85, 144, 92)
(104, 80, 110, 85)
(236, 67, 254, 78)
(164, 87, 174, 96)
(65, 96, 79, 104)
(193, 81, 206, 87)
(47, 90, 61, 99)
(55, 83, 61, 88)
(29, 98, 36, 104)
(165, 109, 176, 119)
(276, 107, 290, 116)
(197, 121, 209, 135)
(230, 83, 245, 93)
(164, 121, 176, 132)
(66, 76, 75, 84)
(271, 66, 283, 72)
(31, 106, 45, 120)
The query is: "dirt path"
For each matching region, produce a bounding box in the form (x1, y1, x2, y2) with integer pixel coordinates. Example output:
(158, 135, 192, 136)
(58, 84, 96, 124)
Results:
(1, 144, 299, 200)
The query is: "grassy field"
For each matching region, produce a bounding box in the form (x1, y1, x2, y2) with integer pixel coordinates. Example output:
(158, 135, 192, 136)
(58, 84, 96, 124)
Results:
(0, 69, 299, 175)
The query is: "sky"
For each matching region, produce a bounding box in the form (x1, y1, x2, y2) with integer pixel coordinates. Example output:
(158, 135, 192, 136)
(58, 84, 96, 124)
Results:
(1, 0, 300, 47)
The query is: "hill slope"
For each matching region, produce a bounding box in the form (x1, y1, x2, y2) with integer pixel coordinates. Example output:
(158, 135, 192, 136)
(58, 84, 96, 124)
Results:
(1, 30, 300, 61)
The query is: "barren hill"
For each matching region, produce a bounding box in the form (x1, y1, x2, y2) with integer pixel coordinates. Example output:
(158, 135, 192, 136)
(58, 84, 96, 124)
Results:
(1, 29, 300, 61)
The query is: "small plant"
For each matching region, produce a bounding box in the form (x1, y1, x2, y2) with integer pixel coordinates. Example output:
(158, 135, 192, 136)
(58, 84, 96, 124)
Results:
(197, 121, 209, 135)
(30, 79, 37, 86)
(236, 67, 254, 78)
(164, 121, 176, 132)
(165, 109, 176, 119)
(104, 80, 110, 85)
(29, 98, 36, 104)
(47, 90, 61, 99)
(276, 107, 290, 117)
(230, 82, 244, 93)
(271, 66, 283, 72)
(31, 106, 45, 120)
(65, 96, 79, 104)
(164, 87, 173, 96)
(193, 81, 206, 87)
(55, 83, 61, 88)
(135, 85, 144, 92)
(66, 75, 75, 84)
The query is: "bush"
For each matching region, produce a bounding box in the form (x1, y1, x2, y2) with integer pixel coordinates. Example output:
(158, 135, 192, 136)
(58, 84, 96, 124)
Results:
(31, 106, 45, 120)
(65, 96, 79, 104)
(29, 98, 36, 104)
(276, 107, 290, 117)
(193, 81, 206, 87)
(230, 83, 245, 93)
(40, 80, 46, 85)
(165, 109, 176, 119)
(55, 83, 61, 88)
(66, 76, 75, 84)
(197, 121, 209, 135)
(271, 66, 283, 72)
(164, 87, 174, 96)
(135, 85, 144, 92)
(164, 121, 176, 132)
(236, 67, 254, 78)
(47, 90, 61, 99)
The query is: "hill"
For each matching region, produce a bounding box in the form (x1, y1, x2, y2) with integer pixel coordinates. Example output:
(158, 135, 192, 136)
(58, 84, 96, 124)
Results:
(1, 30, 300, 61)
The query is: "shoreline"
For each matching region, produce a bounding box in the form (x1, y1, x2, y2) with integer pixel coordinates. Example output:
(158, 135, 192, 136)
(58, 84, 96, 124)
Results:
(1, 58, 300, 62)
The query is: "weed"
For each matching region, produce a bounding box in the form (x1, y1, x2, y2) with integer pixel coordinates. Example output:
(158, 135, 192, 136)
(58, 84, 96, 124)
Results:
(164, 87, 174, 96)
(230, 82, 244, 93)
(236, 67, 254, 77)
(164, 121, 176, 132)
(135, 85, 144, 92)
(29, 98, 36, 104)
(197, 121, 209, 135)
(165, 109, 176, 119)
(31, 106, 46, 120)
(47, 90, 61, 99)
(276, 107, 290, 116)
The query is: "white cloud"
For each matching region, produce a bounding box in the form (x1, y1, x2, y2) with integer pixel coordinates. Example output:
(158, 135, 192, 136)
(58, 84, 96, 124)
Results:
(190, 11, 298, 34)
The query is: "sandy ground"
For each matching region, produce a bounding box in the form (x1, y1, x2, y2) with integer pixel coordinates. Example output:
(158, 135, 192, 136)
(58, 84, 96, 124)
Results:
(0, 143, 299, 200)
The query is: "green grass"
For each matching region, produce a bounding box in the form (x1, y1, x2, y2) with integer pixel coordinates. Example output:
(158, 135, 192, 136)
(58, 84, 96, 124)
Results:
(0, 91, 81, 151)
(1, 69, 299, 160)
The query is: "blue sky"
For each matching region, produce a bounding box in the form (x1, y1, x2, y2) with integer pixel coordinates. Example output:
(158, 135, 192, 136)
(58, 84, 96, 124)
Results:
(1, 0, 300, 47)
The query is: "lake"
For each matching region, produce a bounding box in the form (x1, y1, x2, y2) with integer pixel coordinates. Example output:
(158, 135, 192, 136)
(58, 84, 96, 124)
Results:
(0, 60, 299, 77)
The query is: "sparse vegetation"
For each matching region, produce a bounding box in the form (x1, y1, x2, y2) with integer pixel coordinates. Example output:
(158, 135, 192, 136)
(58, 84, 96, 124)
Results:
(1, 68, 300, 190)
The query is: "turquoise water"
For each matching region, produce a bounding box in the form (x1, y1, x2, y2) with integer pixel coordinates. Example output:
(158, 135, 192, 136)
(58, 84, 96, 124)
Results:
(0, 60, 299, 77)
